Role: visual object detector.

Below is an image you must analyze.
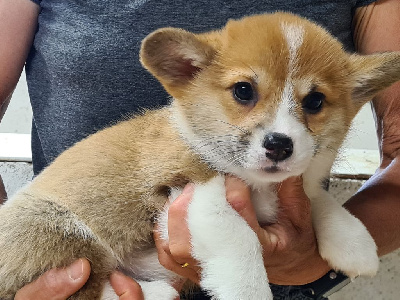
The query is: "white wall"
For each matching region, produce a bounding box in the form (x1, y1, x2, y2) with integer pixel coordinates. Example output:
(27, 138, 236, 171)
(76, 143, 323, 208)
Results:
(0, 72, 32, 134)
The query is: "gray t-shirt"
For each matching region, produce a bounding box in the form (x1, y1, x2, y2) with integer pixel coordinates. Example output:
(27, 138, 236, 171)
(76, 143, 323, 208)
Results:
(27, 0, 375, 174)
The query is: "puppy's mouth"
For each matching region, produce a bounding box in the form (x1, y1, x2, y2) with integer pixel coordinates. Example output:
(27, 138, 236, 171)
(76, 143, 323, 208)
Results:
(263, 165, 281, 173)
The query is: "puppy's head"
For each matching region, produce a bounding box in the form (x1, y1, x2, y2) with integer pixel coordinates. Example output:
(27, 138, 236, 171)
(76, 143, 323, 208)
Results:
(140, 13, 400, 184)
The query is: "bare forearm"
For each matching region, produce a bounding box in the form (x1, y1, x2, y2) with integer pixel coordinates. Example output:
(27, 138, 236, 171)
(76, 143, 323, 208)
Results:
(345, 82, 400, 256)
(0, 176, 6, 204)
(0, 93, 12, 122)
(0, 0, 40, 119)
(344, 162, 400, 256)
(350, 0, 400, 256)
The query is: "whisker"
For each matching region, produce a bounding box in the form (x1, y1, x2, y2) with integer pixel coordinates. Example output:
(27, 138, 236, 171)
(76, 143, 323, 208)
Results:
(325, 145, 356, 174)
(248, 66, 259, 80)
(215, 119, 250, 135)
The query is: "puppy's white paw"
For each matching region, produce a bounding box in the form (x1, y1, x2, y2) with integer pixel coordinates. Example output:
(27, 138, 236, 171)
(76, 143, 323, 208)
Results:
(188, 176, 272, 300)
(317, 213, 379, 279)
(138, 280, 179, 300)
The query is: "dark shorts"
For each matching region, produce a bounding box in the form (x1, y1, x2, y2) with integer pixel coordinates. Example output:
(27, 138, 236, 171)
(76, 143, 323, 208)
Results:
(181, 284, 328, 300)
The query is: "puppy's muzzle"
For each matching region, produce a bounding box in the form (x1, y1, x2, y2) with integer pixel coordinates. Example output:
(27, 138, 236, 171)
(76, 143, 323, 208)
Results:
(263, 133, 293, 162)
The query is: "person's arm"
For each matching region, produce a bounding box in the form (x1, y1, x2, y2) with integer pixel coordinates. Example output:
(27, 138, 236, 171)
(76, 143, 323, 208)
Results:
(0, 2, 142, 298)
(345, 0, 400, 256)
(0, 177, 6, 204)
(0, 0, 39, 116)
(0, 0, 40, 204)
(157, 1, 400, 289)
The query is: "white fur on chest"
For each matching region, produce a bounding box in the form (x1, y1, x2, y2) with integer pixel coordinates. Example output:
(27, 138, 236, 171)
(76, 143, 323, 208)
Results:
(251, 185, 279, 224)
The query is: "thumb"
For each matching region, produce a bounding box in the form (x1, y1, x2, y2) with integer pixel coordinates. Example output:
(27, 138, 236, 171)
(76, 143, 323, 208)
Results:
(15, 259, 91, 300)
(225, 176, 260, 231)
(110, 272, 144, 300)
(277, 176, 307, 201)
(277, 176, 312, 225)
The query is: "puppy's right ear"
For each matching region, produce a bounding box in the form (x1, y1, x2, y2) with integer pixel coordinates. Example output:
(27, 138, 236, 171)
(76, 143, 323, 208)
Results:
(140, 28, 216, 97)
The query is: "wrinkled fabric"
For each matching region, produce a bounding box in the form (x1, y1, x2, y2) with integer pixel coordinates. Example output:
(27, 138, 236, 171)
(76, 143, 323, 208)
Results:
(26, 1, 375, 298)
(28, 0, 375, 174)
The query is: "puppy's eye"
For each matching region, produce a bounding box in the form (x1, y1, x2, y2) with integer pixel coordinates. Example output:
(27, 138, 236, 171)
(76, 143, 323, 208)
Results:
(233, 82, 255, 104)
(302, 92, 325, 114)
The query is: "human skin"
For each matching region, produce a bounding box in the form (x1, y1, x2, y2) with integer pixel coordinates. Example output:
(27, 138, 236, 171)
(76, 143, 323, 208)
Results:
(0, 0, 40, 205)
(158, 176, 330, 286)
(14, 258, 145, 300)
(2, 0, 400, 298)
(159, 0, 400, 285)
(344, 0, 400, 257)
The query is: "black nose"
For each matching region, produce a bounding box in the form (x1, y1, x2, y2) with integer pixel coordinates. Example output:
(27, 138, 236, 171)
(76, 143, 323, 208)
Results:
(263, 133, 293, 162)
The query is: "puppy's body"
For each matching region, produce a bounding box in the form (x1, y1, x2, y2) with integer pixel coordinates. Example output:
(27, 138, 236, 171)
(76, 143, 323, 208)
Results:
(2, 13, 400, 299)
(0, 108, 215, 298)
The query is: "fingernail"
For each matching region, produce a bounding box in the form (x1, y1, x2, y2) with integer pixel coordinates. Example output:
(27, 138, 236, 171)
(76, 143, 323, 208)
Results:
(293, 175, 303, 185)
(182, 183, 194, 195)
(67, 259, 84, 281)
(229, 199, 247, 213)
(110, 271, 125, 281)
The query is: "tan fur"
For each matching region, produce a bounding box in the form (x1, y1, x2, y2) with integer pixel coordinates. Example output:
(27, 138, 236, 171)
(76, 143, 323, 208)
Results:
(0, 108, 216, 299)
(1, 12, 400, 299)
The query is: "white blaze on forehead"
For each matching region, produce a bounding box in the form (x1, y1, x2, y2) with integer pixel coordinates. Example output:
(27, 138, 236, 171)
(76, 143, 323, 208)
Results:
(278, 22, 305, 116)
(281, 22, 305, 74)
(256, 22, 313, 175)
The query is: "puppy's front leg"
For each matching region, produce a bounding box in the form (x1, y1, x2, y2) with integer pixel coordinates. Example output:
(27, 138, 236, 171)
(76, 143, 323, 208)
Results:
(311, 191, 379, 279)
(187, 175, 272, 300)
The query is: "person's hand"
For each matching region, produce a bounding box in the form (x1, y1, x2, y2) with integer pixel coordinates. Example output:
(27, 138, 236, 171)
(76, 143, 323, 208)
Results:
(256, 176, 330, 285)
(15, 259, 145, 300)
(15, 259, 91, 300)
(0, 175, 7, 204)
(154, 183, 201, 286)
(156, 176, 330, 286)
(109, 272, 144, 300)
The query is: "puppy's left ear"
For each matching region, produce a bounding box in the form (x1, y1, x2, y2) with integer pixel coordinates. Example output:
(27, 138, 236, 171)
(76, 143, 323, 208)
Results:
(350, 52, 400, 105)
(140, 28, 216, 97)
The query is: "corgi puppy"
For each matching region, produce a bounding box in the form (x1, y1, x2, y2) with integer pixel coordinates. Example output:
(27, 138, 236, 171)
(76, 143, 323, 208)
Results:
(1, 12, 400, 300)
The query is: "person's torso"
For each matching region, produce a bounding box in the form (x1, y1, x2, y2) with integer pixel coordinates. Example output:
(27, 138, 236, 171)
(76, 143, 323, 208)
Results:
(26, 0, 374, 174)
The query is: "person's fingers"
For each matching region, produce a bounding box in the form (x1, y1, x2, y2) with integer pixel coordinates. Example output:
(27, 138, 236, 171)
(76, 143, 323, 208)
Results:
(224, 176, 258, 229)
(276, 176, 312, 229)
(110, 272, 144, 300)
(167, 184, 194, 265)
(277, 176, 307, 204)
(154, 183, 200, 284)
(259, 176, 329, 285)
(154, 226, 200, 284)
(224, 175, 283, 257)
(15, 258, 91, 300)
(224, 175, 275, 248)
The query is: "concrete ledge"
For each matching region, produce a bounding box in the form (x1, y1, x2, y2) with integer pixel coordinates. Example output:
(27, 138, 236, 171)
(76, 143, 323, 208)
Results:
(0, 161, 33, 198)
(0, 133, 32, 162)
(332, 149, 380, 180)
